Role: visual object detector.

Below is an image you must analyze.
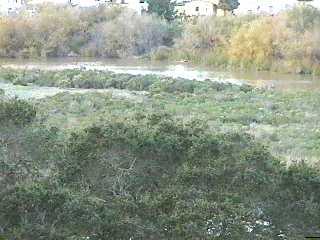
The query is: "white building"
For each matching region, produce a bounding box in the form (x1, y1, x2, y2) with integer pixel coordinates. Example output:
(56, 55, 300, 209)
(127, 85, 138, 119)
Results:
(100, 0, 148, 15)
(176, 0, 226, 18)
(119, 0, 148, 15)
(0, 0, 25, 15)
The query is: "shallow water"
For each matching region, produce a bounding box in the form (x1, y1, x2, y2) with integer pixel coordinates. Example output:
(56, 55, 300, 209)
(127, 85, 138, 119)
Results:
(0, 82, 64, 99)
(0, 81, 146, 101)
(1, 58, 320, 91)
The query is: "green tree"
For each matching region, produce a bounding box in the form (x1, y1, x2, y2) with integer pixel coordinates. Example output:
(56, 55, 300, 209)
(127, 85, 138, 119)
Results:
(287, 4, 320, 33)
(218, 0, 240, 15)
(146, 0, 177, 22)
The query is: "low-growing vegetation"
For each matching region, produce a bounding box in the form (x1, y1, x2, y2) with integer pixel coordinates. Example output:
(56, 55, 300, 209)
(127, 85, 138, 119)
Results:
(1, 91, 320, 239)
(0, 98, 36, 126)
(0, 68, 250, 92)
(1, 68, 319, 166)
(0, 67, 320, 238)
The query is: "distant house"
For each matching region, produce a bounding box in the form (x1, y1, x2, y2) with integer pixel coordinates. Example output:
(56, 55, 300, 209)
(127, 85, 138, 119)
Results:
(176, 0, 225, 18)
(0, 0, 25, 16)
(122, 0, 149, 15)
(70, 0, 148, 15)
(103, 0, 148, 15)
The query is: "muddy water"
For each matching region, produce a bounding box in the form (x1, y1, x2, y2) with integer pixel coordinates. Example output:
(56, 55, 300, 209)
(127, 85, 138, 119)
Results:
(1, 58, 320, 92)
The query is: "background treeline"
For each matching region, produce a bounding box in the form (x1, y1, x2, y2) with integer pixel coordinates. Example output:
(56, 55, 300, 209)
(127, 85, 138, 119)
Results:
(0, 4, 320, 74)
(0, 6, 179, 58)
(169, 6, 320, 75)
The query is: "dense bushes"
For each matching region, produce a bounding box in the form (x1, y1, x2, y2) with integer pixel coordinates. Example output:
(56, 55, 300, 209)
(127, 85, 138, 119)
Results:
(1, 110, 320, 239)
(228, 17, 288, 69)
(0, 5, 177, 58)
(1, 68, 319, 164)
(0, 68, 251, 93)
(169, 15, 255, 67)
(172, 5, 320, 75)
(228, 11, 320, 74)
(286, 5, 320, 33)
(0, 4, 319, 75)
(0, 99, 36, 126)
(0, 68, 320, 238)
(0, 7, 80, 57)
(176, 15, 255, 51)
(84, 10, 177, 57)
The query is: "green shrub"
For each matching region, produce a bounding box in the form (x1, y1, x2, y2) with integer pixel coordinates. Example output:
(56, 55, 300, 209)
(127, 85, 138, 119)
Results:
(171, 10, 320, 75)
(1, 68, 252, 94)
(1, 112, 320, 239)
(150, 46, 173, 61)
(286, 5, 320, 33)
(228, 17, 286, 69)
(176, 15, 255, 51)
(0, 99, 36, 126)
